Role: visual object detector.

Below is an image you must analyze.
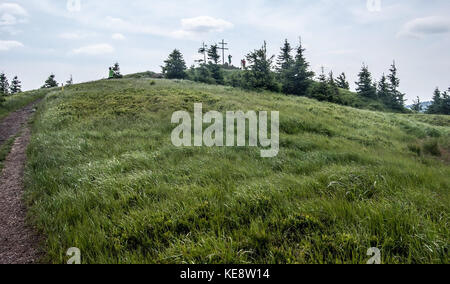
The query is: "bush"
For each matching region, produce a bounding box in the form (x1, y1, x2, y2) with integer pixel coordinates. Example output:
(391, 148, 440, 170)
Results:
(408, 144, 422, 156)
(423, 139, 441, 156)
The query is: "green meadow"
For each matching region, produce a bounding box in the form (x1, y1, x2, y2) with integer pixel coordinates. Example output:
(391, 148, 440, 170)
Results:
(23, 78, 449, 264)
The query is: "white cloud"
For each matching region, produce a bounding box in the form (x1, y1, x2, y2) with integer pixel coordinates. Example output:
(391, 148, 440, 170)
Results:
(72, 44, 114, 55)
(0, 40, 24, 51)
(173, 16, 233, 37)
(0, 3, 28, 26)
(112, 33, 126, 40)
(399, 16, 450, 38)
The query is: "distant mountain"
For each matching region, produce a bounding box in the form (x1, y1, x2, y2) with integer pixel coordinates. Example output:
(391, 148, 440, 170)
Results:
(406, 101, 433, 113)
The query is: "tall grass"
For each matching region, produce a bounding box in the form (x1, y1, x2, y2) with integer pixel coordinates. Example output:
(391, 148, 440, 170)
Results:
(25, 78, 449, 264)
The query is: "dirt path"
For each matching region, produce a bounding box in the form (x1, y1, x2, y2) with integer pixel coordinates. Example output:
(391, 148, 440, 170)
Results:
(0, 101, 42, 264)
(0, 101, 39, 148)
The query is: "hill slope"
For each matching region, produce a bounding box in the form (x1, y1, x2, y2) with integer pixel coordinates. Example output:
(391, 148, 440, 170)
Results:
(25, 78, 449, 264)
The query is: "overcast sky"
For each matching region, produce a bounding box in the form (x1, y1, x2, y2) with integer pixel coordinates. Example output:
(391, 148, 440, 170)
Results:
(0, 0, 449, 102)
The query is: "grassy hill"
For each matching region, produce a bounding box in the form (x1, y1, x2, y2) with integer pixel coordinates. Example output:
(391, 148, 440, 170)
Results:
(24, 77, 449, 264)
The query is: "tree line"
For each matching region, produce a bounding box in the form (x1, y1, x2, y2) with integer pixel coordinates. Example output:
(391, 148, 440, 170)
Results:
(424, 87, 450, 115)
(161, 38, 408, 112)
(0, 72, 22, 104)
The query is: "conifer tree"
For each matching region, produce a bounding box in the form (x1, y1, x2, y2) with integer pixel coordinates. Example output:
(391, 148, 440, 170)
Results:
(377, 74, 391, 106)
(207, 63, 224, 85)
(10, 76, 22, 94)
(441, 91, 450, 115)
(336, 72, 350, 90)
(207, 45, 220, 65)
(426, 87, 449, 114)
(427, 88, 442, 114)
(0, 72, 9, 96)
(162, 49, 187, 79)
(411, 97, 422, 112)
(276, 39, 293, 72)
(328, 71, 340, 102)
(42, 74, 58, 89)
(244, 41, 278, 91)
(311, 67, 331, 101)
(196, 64, 215, 84)
(387, 61, 405, 109)
(355, 64, 377, 99)
(281, 39, 314, 96)
(203, 44, 224, 84)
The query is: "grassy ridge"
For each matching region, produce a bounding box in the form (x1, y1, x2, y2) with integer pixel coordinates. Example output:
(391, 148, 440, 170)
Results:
(25, 78, 449, 264)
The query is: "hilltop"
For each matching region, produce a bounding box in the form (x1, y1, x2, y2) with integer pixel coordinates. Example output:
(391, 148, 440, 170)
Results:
(22, 77, 449, 264)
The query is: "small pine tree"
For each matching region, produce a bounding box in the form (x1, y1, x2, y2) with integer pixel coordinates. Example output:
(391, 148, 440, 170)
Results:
(411, 96, 422, 112)
(207, 63, 224, 85)
(281, 39, 314, 96)
(387, 61, 405, 109)
(162, 49, 187, 79)
(442, 91, 450, 115)
(10, 76, 22, 94)
(276, 39, 293, 72)
(377, 74, 392, 106)
(328, 71, 341, 102)
(336, 72, 350, 90)
(244, 41, 278, 91)
(311, 67, 331, 101)
(355, 64, 377, 99)
(196, 64, 215, 84)
(42, 74, 58, 89)
(0, 72, 10, 96)
(207, 45, 220, 65)
(427, 88, 443, 114)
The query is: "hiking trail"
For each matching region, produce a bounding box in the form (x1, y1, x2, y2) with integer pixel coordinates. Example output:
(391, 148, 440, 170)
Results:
(0, 100, 42, 264)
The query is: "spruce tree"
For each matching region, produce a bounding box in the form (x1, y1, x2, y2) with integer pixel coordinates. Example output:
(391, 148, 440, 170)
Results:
(10, 76, 22, 94)
(162, 49, 187, 79)
(203, 44, 224, 84)
(281, 39, 314, 96)
(387, 61, 405, 109)
(411, 97, 422, 112)
(355, 64, 377, 99)
(427, 88, 450, 115)
(328, 71, 340, 102)
(441, 91, 450, 115)
(427, 88, 442, 114)
(276, 39, 293, 72)
(42, 74, 58, 89)
(196, 64, 215, 84)
(377, 74, 391, 106)
(0, 73, 9, 96)
(336, 72, 350, 90)
(207, 45, 220, 65)
(244, 41, 278, 91)
(311, 67, 331, 101)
